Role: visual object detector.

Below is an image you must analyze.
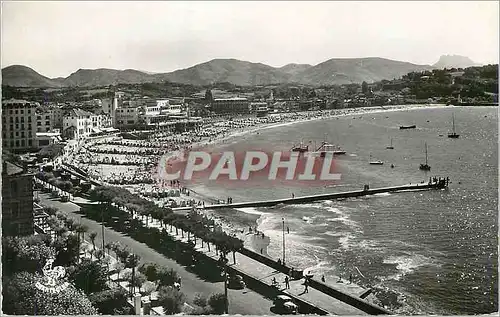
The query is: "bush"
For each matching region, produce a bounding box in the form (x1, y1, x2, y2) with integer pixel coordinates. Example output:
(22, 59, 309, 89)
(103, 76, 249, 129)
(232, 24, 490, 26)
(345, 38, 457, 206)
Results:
(138, 262, 160, 281)
(89, 287, 132, 315)
(208, 292, 227, 314)
(157, 286, 186, 314)
(2, 271, 98, 315)
(193, 293, 207, 307)
(68, 258, 108, 294)
(157, 267, 179, 287)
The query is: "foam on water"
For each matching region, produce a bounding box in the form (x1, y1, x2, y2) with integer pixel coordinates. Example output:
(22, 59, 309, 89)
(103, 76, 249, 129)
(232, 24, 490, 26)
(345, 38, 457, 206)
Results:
(235, 207, 268, 216)
(383, 254, 439, 280)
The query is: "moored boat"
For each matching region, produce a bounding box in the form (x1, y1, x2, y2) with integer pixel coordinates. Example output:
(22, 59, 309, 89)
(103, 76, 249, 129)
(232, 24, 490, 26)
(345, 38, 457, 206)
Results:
(400, 124, 416, 130)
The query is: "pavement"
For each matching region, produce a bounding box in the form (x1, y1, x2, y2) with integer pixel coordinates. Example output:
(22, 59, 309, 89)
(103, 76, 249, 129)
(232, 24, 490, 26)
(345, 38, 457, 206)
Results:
(39, 192, 275, 315)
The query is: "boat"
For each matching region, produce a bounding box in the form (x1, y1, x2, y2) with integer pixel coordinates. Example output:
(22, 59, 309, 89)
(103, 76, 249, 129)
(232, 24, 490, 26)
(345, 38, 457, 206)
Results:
(400, 125, 416, 130)
(315, 142, 346, 156)
(369, 154, 384, 165)
(386, 138, 394, 149)
(291, 141, 309, 153)
(419, 142, 431, 171)
(447, 113, 460, 138)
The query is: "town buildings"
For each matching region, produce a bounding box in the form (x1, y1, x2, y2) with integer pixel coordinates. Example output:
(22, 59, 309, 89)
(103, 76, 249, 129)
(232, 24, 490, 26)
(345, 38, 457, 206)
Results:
(211, 97, 250, 114)
(1, 99, 38, 152)
(2, 161, 34, 236)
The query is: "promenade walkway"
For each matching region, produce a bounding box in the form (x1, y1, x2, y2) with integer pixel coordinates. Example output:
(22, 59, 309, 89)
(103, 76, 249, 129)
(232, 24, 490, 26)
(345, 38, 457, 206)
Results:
(173, 180, 449, 212)
(139, 215, 371, 315)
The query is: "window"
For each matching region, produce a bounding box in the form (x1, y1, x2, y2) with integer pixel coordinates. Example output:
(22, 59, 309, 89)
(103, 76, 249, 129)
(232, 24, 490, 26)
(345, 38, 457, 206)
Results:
(28, 125, 32, 130)
(20, 117, 24, 122)
(21, 139, 25, 147)
(28, 117, 31, 122)
(45, 121, 50, 126)
(10, 117, 13, 123)
(21, 132, 25, 138)
(15, 124, 19, 130)
(15, 117, 19, 122)
(28, 140, 32, 146)
(15, 110, 18, 114)
(21, 125, 25, 130)
(28, 110, 31, 114)
(15, 140, 19, 147)
(10, 141, 14, 148)
(45, 115, 50, 120)
(37, 122, 41, 126)
(15, 132, 18, 137)
(20, 110, 24, 114)
(37, 116, 41, 120)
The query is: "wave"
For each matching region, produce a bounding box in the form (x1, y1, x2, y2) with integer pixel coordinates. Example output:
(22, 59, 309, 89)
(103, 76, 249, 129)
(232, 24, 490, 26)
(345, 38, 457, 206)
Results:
(235, 207, 268, 216)
(383, 254, 439, 280)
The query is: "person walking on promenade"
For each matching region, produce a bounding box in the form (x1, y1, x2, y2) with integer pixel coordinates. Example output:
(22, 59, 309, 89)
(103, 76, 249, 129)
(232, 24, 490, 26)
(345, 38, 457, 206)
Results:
(287, 226, 290, 234)
(349, 273, 353, 284)
(285, 276, 290, 289)
(292, 193, 295, 198)
(304, 279, 309, 293)
(321, 275, 325, 283)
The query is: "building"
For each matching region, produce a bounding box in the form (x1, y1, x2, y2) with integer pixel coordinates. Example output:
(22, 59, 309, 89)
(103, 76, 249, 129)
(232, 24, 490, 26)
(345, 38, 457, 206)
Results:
(115, 106, 140, 129)
(250, 102, 268, 113)
(62, 108, 93, 140)
(211, 98, 250, 114)
(2, 161, 34, 236)
(1, 99, 39, 152)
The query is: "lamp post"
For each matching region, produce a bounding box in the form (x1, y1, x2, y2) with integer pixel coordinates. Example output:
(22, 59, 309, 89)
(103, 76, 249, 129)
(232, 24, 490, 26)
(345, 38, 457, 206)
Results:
(282, 217, 285, 266)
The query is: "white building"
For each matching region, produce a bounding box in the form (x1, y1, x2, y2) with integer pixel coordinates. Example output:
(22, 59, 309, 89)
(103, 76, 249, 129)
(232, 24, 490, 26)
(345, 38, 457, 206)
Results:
(62, 109, 93, 140)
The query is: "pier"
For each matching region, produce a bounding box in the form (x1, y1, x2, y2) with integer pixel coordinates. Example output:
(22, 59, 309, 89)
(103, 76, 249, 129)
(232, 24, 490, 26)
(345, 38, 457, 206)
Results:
(173, 178, 449, 212)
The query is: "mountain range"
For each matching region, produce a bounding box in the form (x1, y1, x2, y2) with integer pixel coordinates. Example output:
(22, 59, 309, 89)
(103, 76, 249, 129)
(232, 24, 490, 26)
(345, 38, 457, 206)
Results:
(1, 55, 480, 88)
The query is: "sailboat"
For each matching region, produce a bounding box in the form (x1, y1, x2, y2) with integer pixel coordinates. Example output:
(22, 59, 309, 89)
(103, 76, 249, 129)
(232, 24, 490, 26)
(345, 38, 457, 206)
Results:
(419, 142, 431, 171)
(314, 134, 346, 157)
(448, 113, 460, 138)
(386, 138, 394, 149)
(291, 140, 309, 152)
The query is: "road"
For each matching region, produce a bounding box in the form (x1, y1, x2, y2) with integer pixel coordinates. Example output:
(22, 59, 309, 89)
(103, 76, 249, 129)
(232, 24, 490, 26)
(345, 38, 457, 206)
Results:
(39, 192, 275, 315)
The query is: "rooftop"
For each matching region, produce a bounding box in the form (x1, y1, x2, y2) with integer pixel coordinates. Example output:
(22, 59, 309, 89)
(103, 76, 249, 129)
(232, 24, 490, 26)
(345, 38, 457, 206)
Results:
(2, 161, 24, 176)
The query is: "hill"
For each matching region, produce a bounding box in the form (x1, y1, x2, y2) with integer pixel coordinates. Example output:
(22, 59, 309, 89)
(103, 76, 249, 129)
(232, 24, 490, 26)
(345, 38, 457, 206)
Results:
(3, 56, 460, 88)
(433, 55, 480, 69)
(278, 63, 312, 76)
(1, 65, 64, 88)
(293, 57, 433, 85)
(63, 68, 157, 87)
(158, 59, 292, 86)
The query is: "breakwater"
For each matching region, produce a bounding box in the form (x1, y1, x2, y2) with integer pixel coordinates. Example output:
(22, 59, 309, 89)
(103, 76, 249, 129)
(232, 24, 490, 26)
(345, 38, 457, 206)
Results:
(173, 179, 449, 212)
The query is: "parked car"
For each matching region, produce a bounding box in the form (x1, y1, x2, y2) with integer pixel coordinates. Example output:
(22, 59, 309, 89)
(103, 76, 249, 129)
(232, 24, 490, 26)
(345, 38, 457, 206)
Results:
(227, 274, 246, 289)
(273, 295, 298, 314)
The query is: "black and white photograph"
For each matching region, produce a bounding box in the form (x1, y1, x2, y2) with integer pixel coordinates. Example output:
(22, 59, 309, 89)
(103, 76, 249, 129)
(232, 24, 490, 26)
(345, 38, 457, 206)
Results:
(1, 1, 498, 316)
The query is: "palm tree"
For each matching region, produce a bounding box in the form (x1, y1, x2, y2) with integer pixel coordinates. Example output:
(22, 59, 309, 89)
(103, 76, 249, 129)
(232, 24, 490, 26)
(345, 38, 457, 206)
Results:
(105, 242, 113, 256)
(125, 253, 141, 299)
(89, 232, 97, 251)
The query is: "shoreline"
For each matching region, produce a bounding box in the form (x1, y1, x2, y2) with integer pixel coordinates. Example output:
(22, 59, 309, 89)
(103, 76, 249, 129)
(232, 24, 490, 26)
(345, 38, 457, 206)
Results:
(179, 103, 450, 254)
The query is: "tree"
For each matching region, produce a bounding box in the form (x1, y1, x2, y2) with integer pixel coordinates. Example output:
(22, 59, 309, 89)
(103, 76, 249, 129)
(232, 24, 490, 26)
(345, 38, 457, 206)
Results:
(157, 267, 179, 288)
(3, 271, 98, 315)
(205, 89, 213, 103)
(68, 258, 108, 294)
(2, 236, 56, 275)
(88, 287, 132, 315)
(157, 286, 186, 314)
(142, 280, 157, 300)
(208, 292, 227, 314)
(89, 232, 97, 251)
(362, 81, 369, 94)
(138, 262, 160, 281)
(125, 253, 141, 298)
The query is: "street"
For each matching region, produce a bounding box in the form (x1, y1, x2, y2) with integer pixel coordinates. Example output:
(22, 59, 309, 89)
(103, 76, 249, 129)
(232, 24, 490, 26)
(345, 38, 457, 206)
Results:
(39, 192, 275, 315)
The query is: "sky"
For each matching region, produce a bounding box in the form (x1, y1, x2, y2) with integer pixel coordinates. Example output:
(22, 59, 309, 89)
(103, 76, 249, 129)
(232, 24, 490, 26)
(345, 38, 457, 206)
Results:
(1, 1, 498, 78)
